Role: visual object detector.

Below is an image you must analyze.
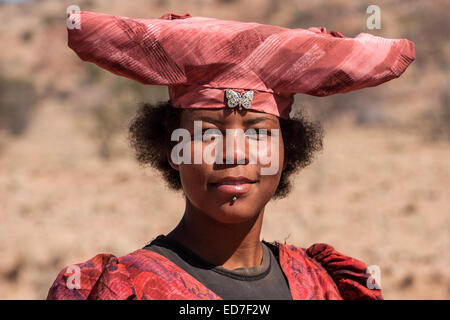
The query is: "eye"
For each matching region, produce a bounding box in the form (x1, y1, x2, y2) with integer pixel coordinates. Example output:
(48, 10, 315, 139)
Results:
(202, 128, 221, 135)
(202, 128, 223, 139)
(191, 128, 223, 141)
(245, 128, 271, 140)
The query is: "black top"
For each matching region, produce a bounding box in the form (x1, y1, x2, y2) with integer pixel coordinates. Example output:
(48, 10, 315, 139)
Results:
(143, 235, 292, 300)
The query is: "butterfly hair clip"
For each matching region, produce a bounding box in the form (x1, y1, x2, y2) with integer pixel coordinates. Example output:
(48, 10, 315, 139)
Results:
(225, 89, 254, 110)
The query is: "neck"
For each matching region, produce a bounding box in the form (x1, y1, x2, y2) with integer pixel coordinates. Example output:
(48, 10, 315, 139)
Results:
(166, 198, 265, 270)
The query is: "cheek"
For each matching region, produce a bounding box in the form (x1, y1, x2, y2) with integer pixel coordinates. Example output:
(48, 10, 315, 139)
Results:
(279, 137, 285, 173)
(254, 133, 284, 178)
(263, 135, 285, 191)
(258, 167, 282, 196)
(178, 163, 210, 195)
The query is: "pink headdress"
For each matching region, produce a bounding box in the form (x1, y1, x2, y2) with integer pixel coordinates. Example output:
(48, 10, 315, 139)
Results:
(67, 11, 415, 119)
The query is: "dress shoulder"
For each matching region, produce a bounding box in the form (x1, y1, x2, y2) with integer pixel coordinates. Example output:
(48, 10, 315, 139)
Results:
(305, 243, 383, 300)
(46, 249, 221, 300)
(47, 253, 135, 300)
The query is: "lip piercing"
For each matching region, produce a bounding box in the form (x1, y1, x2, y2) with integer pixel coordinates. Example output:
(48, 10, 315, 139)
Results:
(232, 195, 237, 201)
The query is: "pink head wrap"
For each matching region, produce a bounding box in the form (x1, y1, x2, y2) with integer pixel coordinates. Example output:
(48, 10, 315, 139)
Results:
(67, 11, 415, 119)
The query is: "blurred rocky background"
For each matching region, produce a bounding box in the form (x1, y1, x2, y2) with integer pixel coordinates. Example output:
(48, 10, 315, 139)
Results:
(0, 0, 448, 299)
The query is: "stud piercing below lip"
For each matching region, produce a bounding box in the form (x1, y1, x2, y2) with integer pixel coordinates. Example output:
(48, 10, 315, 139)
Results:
(232, 195, 237, 201)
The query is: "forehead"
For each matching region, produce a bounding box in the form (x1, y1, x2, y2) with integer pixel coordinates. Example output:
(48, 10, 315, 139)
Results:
(180, 108, 280, 126)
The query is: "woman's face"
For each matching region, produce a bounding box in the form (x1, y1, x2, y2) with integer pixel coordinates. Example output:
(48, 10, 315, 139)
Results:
(168, 108, 286, 224)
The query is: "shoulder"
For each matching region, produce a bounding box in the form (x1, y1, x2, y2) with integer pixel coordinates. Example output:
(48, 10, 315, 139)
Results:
(47, 252, 133, 300)
(46, 249, 176, 300)
(276, 242, 383, 300)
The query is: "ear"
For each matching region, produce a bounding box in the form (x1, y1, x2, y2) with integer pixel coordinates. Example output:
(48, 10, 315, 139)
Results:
(167, 150, 179, 171)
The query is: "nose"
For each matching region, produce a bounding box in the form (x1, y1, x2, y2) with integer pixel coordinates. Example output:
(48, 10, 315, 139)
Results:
(223, 128, 248, 165)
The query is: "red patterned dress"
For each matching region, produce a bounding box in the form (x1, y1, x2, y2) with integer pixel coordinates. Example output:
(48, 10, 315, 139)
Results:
(47, 241, 382, 300)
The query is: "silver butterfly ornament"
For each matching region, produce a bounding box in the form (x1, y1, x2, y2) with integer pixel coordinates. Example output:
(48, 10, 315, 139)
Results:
(225, 89, 254, 110)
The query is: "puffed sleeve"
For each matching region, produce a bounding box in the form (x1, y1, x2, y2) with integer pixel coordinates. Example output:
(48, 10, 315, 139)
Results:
(306, 244, 383, 300)
(47, 253, 135, 300)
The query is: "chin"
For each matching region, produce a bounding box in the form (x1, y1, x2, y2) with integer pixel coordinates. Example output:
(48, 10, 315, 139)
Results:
(205, 202, 262, 224)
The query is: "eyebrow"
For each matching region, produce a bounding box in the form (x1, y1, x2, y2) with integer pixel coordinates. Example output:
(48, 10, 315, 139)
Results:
(196, 116, 277, 125)
(243, 117, 277, 125)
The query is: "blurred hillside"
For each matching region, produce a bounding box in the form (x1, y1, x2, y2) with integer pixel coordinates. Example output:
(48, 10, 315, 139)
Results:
(1, 0, 449, 139)
(0, 0, 449, 299)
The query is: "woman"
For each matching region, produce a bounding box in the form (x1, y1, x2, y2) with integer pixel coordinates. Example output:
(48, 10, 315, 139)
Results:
(47, 10, 414, 300)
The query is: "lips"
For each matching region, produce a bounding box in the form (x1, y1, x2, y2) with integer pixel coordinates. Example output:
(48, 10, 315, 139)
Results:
(209, 176, 258, 195)
(210, 175, 257, 184)
(216, 181, 255, 185)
